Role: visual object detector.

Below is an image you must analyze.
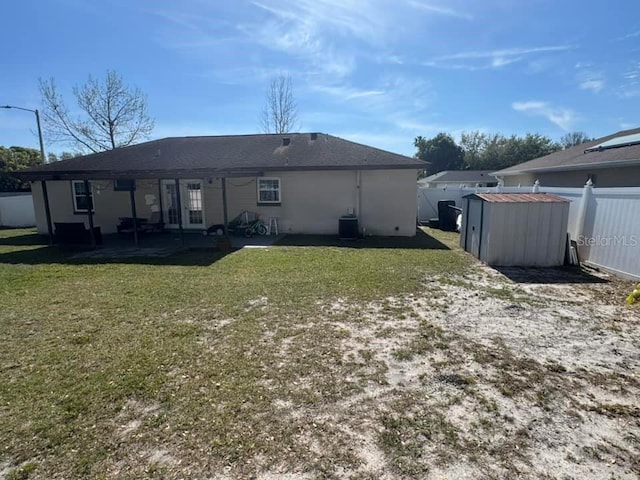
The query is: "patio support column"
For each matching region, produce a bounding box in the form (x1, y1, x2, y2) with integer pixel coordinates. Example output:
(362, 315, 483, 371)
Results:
(129, 187, 139, 247)
(174, 179, 185, 246)
(84, 179, 96, 247)
(221, 177, 229, 233)
(157, 179, 164, 223)
(40, 180, 54, 245)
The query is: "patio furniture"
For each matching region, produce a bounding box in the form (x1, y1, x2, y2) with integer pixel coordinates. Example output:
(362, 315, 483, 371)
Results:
(140, 212, 165, 233)
(54, 222, 102, 245)
(116, 217, 147, 234)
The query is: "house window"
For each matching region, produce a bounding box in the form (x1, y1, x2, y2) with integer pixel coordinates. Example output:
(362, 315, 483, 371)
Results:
(257, 177, 281, 204)
(72, 180, 94, 213)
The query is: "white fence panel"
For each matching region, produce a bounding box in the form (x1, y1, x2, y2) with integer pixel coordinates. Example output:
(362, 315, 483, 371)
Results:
(542, 187, 584, 238)
(0, 194, 36, 227)
(579, 187, 640, 279)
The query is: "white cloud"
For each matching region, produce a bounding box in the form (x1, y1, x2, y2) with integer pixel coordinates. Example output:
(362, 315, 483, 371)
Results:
(575, 65, 605, 94)
(623, 30, 640, 39)
(617, 61, 640, 98)
(426, 45, 573, 70)
(407, 0, 472, 20)
(512, 101, 577, 131)
(579, 79, 605, 93)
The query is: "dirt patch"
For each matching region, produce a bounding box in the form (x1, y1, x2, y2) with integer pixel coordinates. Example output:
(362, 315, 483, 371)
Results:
(237, 264, 640, 479)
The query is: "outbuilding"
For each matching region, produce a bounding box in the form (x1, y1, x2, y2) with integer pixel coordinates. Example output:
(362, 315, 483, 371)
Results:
(460, 193, 570, 267)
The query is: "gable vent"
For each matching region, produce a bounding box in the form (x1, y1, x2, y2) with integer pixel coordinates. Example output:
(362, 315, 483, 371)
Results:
(282, 137, 290, 146)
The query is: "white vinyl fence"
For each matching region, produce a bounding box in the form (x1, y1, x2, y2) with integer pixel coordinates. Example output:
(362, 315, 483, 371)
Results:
(418, 182, 640, 280)
(0, 193, 36, 227)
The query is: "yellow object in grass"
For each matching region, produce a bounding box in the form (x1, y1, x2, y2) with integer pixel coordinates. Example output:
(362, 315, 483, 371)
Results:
(627, 284, 640, 305)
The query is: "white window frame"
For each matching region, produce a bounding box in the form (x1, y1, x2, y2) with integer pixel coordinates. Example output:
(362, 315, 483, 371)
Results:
(72, 180, 94, 213)
(257, 177, 281, 204)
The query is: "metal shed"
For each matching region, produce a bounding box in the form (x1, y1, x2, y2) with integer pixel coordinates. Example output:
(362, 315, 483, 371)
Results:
(460, 193, 570, 267)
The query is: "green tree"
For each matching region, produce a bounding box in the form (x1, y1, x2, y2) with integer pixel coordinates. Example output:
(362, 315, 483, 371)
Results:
(47, 151, 78, 163)
(0, 146, 43, 191)
(559, 131, 592, 149)
(460, 131, 560, 170)
(414, 133, 464, 175)
(39, 70, 154, 154)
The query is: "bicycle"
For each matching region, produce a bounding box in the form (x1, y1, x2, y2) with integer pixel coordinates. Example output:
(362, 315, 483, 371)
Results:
(243, 218, 268, 237)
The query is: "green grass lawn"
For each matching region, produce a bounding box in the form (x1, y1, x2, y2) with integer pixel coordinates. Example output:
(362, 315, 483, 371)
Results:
(0, 227, 468, 479)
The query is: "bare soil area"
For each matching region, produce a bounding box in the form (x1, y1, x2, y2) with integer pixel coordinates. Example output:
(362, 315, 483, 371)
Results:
(251, 265, 640, 479)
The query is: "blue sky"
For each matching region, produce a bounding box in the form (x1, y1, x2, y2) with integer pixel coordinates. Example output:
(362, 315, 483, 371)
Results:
(1, 0, 639, 157)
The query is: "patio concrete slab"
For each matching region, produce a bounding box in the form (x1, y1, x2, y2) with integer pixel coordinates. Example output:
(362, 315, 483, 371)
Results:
(68, 232, 284, 259)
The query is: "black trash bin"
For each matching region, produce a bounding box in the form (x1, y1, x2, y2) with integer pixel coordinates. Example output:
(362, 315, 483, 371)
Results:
(339, 215, 359, 239)
(438, 200, 457, 231)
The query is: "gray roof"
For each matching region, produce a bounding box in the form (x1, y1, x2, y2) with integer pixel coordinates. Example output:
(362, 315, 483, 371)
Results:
(419, 170, 497, 184)
(18, 133, 426, 180)
(495, 127, 640, 176)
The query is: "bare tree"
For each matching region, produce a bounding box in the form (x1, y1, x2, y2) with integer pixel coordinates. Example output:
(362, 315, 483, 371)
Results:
(559, 131, 592, 149)
(260, 74, 299, 134)
(39, 70, 154, 154)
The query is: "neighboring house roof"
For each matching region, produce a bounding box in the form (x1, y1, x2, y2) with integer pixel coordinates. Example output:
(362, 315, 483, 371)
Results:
(419, 170, 497, 185)
(494, 127, 640, 176)
(17, 133, 427, 180)
(463, 193, 569, 203)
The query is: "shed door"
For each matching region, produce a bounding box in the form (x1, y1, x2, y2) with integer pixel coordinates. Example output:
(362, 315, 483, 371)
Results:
(466, 199, 483, 258)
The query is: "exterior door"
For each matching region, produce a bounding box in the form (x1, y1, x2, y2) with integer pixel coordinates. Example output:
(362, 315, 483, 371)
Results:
(162, 180, 205, 229)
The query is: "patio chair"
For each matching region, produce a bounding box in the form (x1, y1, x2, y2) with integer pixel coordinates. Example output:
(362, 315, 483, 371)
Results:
(139, 211, 165, 233)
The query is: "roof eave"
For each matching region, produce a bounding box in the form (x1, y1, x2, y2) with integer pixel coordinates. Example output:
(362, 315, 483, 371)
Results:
(493, 157, 640, 176)
(15, 163, 425, 181)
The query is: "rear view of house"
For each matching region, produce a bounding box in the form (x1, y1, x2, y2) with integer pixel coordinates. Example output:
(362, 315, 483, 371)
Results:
(17, 133, 426, 241)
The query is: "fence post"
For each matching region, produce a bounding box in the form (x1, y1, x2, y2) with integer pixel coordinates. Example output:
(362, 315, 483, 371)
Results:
(574, 179, 594, 243)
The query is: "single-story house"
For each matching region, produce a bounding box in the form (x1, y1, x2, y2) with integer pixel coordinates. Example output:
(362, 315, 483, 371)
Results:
(418, 170, 498, 189)
(494, 127, 640, 187)
(16, 133, 426, 243)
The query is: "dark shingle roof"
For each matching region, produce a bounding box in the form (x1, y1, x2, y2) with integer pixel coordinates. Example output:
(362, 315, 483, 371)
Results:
(419, 170, 497, 184)
(18, 133, 426, 180)
(495, 127, 640, 176)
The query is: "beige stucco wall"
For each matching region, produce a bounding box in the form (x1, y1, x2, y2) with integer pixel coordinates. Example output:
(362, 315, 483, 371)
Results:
(32, 169, 418, 237)
(209, 169, 417, 236)
(501, 166, 640, 188)
(32, 179, 163, 234)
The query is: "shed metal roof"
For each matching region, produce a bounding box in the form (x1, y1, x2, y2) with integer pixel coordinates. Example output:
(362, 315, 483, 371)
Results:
(463, 193, 569, 203)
